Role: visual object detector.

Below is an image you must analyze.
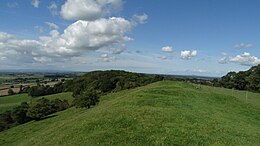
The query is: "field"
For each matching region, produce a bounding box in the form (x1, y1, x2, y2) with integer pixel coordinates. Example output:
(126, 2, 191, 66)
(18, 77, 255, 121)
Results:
(0, 92, 73, 114)
(0, 72, 82, 96)
(197, 84, 260, 107)
(0, 81, 259, 145)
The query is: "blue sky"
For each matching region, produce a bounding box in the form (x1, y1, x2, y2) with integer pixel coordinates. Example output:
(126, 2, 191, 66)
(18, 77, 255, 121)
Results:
(0, 0, 260, 76)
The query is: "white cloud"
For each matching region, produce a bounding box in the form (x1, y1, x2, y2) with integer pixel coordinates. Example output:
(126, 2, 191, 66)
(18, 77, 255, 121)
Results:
(48, 1, 58, 16)
(52, 17, 132, 51)
(110, 47, 126, 54)
(33, 56, 52, 63)
(180, 50, 197, 60)
(185, 69, 208, 73)
(101, 53, 108, 58)
(31, 0, 40, 8)
(133, 13, 148, 24)
(1, 0, 148, 68)
(234, 43, 254, 49)
(0, 32, 13, 42)
(0, 34, 44, 64)
(218, 52, 229, 64)
(60, 0, 122, 21)
(0, 16, 135, 64)
(34, 26, 44, 33)
(161, 46, 173, 52)
(100, 53, 116, 62)
(45, 22, 59, 30)
(158, 56, 168, 60)
(230, 52, 260, 66)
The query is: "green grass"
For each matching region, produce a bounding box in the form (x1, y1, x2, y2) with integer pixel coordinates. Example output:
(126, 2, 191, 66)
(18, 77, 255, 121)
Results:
(0, 81, 259, 145)
(196, 84, 260, 107)
(0, 92, 73, 114)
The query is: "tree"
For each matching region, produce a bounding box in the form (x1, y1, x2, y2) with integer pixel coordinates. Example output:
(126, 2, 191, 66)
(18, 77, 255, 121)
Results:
(8, 89, 15, 95)
(27, 98, 53, 120)
(73, 89, 100, 108)
(12, 102, 31, 124)
(0, 110, 14, 131)
(215, 64, 260, 92)
(51, 99, 69, 112)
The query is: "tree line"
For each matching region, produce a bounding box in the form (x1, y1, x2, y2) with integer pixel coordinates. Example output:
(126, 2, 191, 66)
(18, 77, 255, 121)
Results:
(212, 64, 260, 92)
(0, 98, 69, 132)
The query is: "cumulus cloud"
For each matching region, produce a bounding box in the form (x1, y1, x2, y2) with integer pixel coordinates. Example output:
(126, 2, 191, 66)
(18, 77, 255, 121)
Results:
(161, 46, 173, 52)
(31, 0, 40, 8)
(48, 1, 58, 16)
(1, 0, 148, 67)
(45, 22, 59, 30)
(234, 43, 254, 49)
(218, 52, 260, 66)
(0, 34, 44, 64)
(0, 32, 13, 42)
(180, 50, 197, 60)
(133, 13, 148, 24)
(41, 17, 132, 55)
(60, 0, 122, 21)
(0, 16, 135, 64)
(230, 52, 260, 66)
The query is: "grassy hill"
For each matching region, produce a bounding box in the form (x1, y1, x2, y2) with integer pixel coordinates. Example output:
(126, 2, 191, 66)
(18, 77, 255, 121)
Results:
(0, 92, 73, 114)
(0, 81, 259, 145)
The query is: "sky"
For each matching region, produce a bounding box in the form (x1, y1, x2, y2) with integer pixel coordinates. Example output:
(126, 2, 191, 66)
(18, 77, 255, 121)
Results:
(0, 0, 260, 77)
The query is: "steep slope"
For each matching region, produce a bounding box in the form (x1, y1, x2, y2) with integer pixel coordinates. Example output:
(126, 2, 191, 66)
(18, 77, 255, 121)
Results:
(0, 81, 259, 145)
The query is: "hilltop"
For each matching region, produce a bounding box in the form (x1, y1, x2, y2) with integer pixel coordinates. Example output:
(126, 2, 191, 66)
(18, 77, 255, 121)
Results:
(0, 81, 259, 145)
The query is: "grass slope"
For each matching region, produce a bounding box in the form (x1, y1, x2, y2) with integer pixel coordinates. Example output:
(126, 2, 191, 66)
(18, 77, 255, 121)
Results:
(0, 92, 73, 114)
(0, 81, 259, 145)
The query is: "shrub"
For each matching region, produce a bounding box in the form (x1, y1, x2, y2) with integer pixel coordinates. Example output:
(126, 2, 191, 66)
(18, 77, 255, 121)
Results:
(27, 98, 53, 120)
(73, 89, 100, 108)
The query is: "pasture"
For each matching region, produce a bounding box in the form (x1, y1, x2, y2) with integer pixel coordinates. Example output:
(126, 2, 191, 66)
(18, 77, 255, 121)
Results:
(0, 80, 259, 145)
(0, 92, 73, 114)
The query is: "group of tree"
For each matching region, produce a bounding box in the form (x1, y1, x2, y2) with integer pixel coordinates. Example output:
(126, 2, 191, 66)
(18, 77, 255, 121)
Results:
(63, 70, 164, 108)
(27, 83, 64, 97)
(212, 64, 260, 92)
(0, 98, 69, 132)
(64, 70, 164, 96)
(1, 70, 164, 131)
(10, 70, 163, 108)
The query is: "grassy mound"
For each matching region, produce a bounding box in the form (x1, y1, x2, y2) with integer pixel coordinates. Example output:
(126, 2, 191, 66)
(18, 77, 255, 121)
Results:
(0, 81, 259, 145)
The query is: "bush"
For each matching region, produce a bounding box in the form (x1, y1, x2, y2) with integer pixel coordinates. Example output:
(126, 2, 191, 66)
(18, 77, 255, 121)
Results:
(27, 98, 53, 120)
(12, 102, 31, 124)
(51, 99, 69, 112)
(73, 89, 100, 108)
